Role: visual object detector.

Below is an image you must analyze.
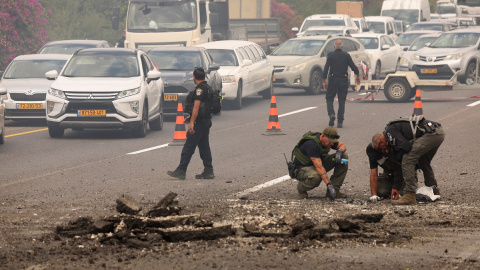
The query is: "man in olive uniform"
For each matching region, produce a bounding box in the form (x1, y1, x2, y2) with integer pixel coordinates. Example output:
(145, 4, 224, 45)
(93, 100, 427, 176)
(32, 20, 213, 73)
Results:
(372, 116, 445, 205)
(293, 127, 348, 200)
(167, 68, 214, 180)
(322, 39, 361, 128)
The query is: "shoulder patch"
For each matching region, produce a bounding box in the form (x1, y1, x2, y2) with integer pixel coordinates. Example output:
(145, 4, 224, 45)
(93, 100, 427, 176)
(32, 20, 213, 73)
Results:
(196, 88, 203, 96)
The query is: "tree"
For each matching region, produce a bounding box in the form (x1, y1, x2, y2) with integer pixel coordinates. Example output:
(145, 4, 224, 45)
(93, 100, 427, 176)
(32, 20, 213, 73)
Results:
(271, 0, 302, 43)
(0, 0, 49, 70)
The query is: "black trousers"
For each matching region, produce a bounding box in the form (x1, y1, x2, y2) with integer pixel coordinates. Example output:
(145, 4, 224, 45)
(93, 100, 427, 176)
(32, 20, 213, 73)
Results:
(325, 77, 348, 122)
(178, 118, 213, 172)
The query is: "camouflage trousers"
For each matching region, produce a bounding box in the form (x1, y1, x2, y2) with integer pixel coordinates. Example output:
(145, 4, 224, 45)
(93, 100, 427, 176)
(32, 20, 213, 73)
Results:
(296, 153, 349, 193)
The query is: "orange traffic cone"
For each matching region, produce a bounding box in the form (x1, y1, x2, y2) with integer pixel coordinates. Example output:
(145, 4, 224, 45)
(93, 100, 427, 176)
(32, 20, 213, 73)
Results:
(169, 102, 187, 146)
(412, 88, 424, 117)
(262, 96, 285, 135)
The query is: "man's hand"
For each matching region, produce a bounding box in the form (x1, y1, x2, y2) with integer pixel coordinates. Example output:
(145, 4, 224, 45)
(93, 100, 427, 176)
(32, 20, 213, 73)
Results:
(322, 80, 328, 90)
(370, 195, 381, 202)
(327, 184, 336, 201)
(184, 116, 191, 124)
(391, 189, 400, 200)
(334, 149, 344, 164)
(355, 75, 361, 85)
(188, 122, 195, 135)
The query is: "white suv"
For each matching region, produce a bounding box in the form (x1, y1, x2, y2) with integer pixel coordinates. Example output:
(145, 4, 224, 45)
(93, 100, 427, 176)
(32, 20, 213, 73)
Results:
(45, 48, 164, 138)
(293, 14, 358, 37)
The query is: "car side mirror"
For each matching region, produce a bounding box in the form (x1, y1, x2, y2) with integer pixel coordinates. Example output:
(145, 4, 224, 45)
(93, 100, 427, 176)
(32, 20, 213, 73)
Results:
(291, 27, 299, 33)
(381, 44, 391, 50)
(242, 59, 253, 67)
(45, 70, 58, 80)
(147, 70, 162, 82)
(425, 42, 431, 47)
(0, 87, 6, 95)
(403, 47, 408, 51)
(209, 63, 220, 71)
(363, 27, 370, 32)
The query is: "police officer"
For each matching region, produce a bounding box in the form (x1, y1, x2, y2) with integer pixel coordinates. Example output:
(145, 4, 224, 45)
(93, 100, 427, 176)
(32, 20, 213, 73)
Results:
(167, 68, 214, 180)
(293, 127, 348, 200)
(115, 30, 126, 48)
(372, 117, 445, 205)
(322, 39, 361, 128)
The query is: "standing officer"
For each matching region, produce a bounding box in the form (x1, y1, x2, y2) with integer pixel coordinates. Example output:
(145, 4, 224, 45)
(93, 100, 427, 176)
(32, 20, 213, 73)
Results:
(372, 116, 445, 205)
(115, 30, 126, 48)
(167, 68, 214, 180)
(293, 127, 348, 200)
(322, 39, 361, 128)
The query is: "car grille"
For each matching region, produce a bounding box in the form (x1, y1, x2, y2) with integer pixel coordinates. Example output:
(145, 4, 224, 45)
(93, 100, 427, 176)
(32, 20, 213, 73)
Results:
(10, 93, 46, 101)
(65, 101, 117, 114)
(6, 109, 45, 117)
(419, 56, 446, 62)
(65, 92, 119, 100)
(274, 79, 285, 84)
(63, 117, 119, 122)
(164, 86, 189, 94)
(273, 66, 285, 73)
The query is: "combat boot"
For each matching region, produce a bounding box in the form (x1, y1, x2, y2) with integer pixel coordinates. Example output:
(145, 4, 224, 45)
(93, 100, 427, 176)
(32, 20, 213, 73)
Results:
(392, 192, 417, 205)
(431, 185, 441, 195)
(167, 169, 186, 180)
(328, 115, 335, 127)
(195, 168, 215, 179)
(337, 122, 343, 128)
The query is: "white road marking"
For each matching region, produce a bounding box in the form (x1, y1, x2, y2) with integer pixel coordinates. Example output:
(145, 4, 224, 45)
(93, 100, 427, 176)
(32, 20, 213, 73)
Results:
(279, 107, 317, 118)
(126, 143, 169, 155)
(467, 100, 480, 107)
(235, 175, 291, 197)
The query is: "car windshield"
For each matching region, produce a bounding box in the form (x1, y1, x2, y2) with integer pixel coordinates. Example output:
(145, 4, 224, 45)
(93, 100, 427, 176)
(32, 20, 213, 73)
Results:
(300, 19, 345, 32)
(429, 32, 480, 48)
(271, 39, 325, 56)
(206, 49, 238, 66)
(395, 22, 403, 32)
(407, 24, 444, 31)
(3, 60, 67, 79)
(396, 33, 426, 46)
(409, 36, 439, 51)
(437, 3, 456, 14)
(62, 54, 140, 77)
(38, 44, 98, 54)
(305, 29, 343, 36)
(356, 37, 378, 49)
(147, 51, 202, 70)
(367, 22, 385, 34)
(381, 10, 418, 26)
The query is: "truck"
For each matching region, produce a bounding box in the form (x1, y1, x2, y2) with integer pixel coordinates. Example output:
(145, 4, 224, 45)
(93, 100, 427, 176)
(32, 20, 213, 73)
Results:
(336, 1, 363, 18)
(380, 0, 431, 27)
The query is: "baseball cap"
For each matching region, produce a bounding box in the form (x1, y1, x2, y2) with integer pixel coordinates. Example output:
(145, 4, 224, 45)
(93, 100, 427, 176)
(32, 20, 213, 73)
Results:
(323, 126, 340, 143)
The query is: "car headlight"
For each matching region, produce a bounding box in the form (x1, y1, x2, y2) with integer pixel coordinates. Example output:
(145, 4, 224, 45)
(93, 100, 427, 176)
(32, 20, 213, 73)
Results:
(221, 75, 236, 83)
(117, 88, 140, 99)
(287, 63, 307, 72)
(368, 54, 374, 60)
(400, 57, 409, 65)
(411, 54, 420, 61)
(1, 94, 7, 99)
(444, 53, 464, 61)
(48, 88, 66, 99)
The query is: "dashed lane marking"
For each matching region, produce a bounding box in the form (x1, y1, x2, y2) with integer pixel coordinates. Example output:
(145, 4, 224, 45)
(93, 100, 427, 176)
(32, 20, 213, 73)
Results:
(234, 175, 291, 198)
(5, 128, 48, 138)
(467, 100, 480, 107)
(278, 107, 317, 118)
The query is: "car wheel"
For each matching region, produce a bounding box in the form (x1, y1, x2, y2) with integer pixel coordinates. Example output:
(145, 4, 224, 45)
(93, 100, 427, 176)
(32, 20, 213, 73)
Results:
(384, 77, 411, 103)
(261, 75, 274, 99)
(466, 61, 477, 81)
(374, 61, 381, 80)
(0, 122, 4, 145)
(231, 81, 243, 110)
(306, 70, 322, 95)
(132, 103, 148, 138)
(48, 126, 64, 138)
(149, 106, 163, 131)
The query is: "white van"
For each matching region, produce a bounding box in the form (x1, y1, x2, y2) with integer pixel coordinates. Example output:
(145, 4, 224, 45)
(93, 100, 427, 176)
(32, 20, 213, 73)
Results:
(292, 14, 358, 37)
(381, 0, 431, 27)
(365, 16, 398, 41)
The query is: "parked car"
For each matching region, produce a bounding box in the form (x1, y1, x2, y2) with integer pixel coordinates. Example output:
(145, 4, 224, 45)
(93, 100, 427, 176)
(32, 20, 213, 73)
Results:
(0, 88, 5, 145)
(196, 40, 273, 110)
(37, 40, 111, 54)
(396, 30, 441, 51)
(405, 21, 456, 32)
(267, 35, 370, 95)
(353, 18, 370, 33)
(399, 32, 442, 71)
(352, 33, 402, 79)
(304, 26, 359, 36)
(394, 20, 407, 34)
(365, 16, 398, 41)
(146, 46, 222, 115)
(45, 48, 164, 138)
(292, 14, 358, 37)
(0, 54, 70, 119)
(408, 28, 480, 83)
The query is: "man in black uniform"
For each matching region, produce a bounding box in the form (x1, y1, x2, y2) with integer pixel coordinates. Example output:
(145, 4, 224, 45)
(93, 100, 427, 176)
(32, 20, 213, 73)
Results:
(372, 116, 445, 205)
(167, 68, 214, 180)
(322, 39, 361, 128)
(115, 30, 126, 48)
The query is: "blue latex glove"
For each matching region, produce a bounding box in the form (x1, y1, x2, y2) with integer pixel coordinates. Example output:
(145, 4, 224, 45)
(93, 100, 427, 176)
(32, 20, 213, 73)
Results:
(334, 149, 344, 164)
(327, 185, 336, 201)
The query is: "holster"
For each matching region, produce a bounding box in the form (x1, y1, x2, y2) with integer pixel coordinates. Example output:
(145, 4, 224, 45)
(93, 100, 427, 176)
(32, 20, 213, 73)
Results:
(287, 161, 298, 178)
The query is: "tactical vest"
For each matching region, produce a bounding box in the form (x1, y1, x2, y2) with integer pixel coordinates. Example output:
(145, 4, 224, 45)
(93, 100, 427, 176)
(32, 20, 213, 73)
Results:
(292, 131, 330, 166)
(384, 116, 425, 149)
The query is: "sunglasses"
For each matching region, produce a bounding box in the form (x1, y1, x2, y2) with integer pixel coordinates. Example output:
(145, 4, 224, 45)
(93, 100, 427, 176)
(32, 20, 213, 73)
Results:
(325, 134, 340, 139)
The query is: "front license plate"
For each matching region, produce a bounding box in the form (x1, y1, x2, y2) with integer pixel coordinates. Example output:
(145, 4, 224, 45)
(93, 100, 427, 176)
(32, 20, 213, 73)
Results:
(78, 110, 106, 117)
(421, 68, 437, 74)
(17, 103, 43, 109)
(164, 94, 178, 101)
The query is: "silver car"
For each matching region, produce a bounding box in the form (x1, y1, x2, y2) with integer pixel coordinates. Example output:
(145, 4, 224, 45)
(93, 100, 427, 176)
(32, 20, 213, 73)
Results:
(0, 54, 70, 119)
(267, 36, 370, 94)
(408, 28, 480, 83)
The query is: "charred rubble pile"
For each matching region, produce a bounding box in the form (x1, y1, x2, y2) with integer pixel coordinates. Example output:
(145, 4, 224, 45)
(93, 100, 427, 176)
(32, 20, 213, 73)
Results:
(54, 192, 408, 249)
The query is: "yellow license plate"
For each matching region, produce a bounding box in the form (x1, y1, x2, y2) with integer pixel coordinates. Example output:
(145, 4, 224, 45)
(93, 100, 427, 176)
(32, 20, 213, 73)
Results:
(78, 110, 106, 117)
(421, 68, 437, 74)
(17, 103, 43, 109)
(164, 94, 178, 101)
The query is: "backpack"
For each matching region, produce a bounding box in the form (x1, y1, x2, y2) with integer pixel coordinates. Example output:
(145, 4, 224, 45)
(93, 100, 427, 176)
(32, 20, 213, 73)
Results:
(184, 84, 222, 115)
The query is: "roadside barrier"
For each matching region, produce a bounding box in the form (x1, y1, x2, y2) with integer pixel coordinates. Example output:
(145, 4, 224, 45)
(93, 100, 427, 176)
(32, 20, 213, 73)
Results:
(412, 88, 424, 117)
(262, 95, 285, 135)
(169, 101, 187, 146)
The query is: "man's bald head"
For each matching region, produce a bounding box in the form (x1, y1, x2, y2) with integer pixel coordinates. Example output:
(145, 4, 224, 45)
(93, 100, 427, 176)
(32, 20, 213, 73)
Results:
(334, 39, 343, 50)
